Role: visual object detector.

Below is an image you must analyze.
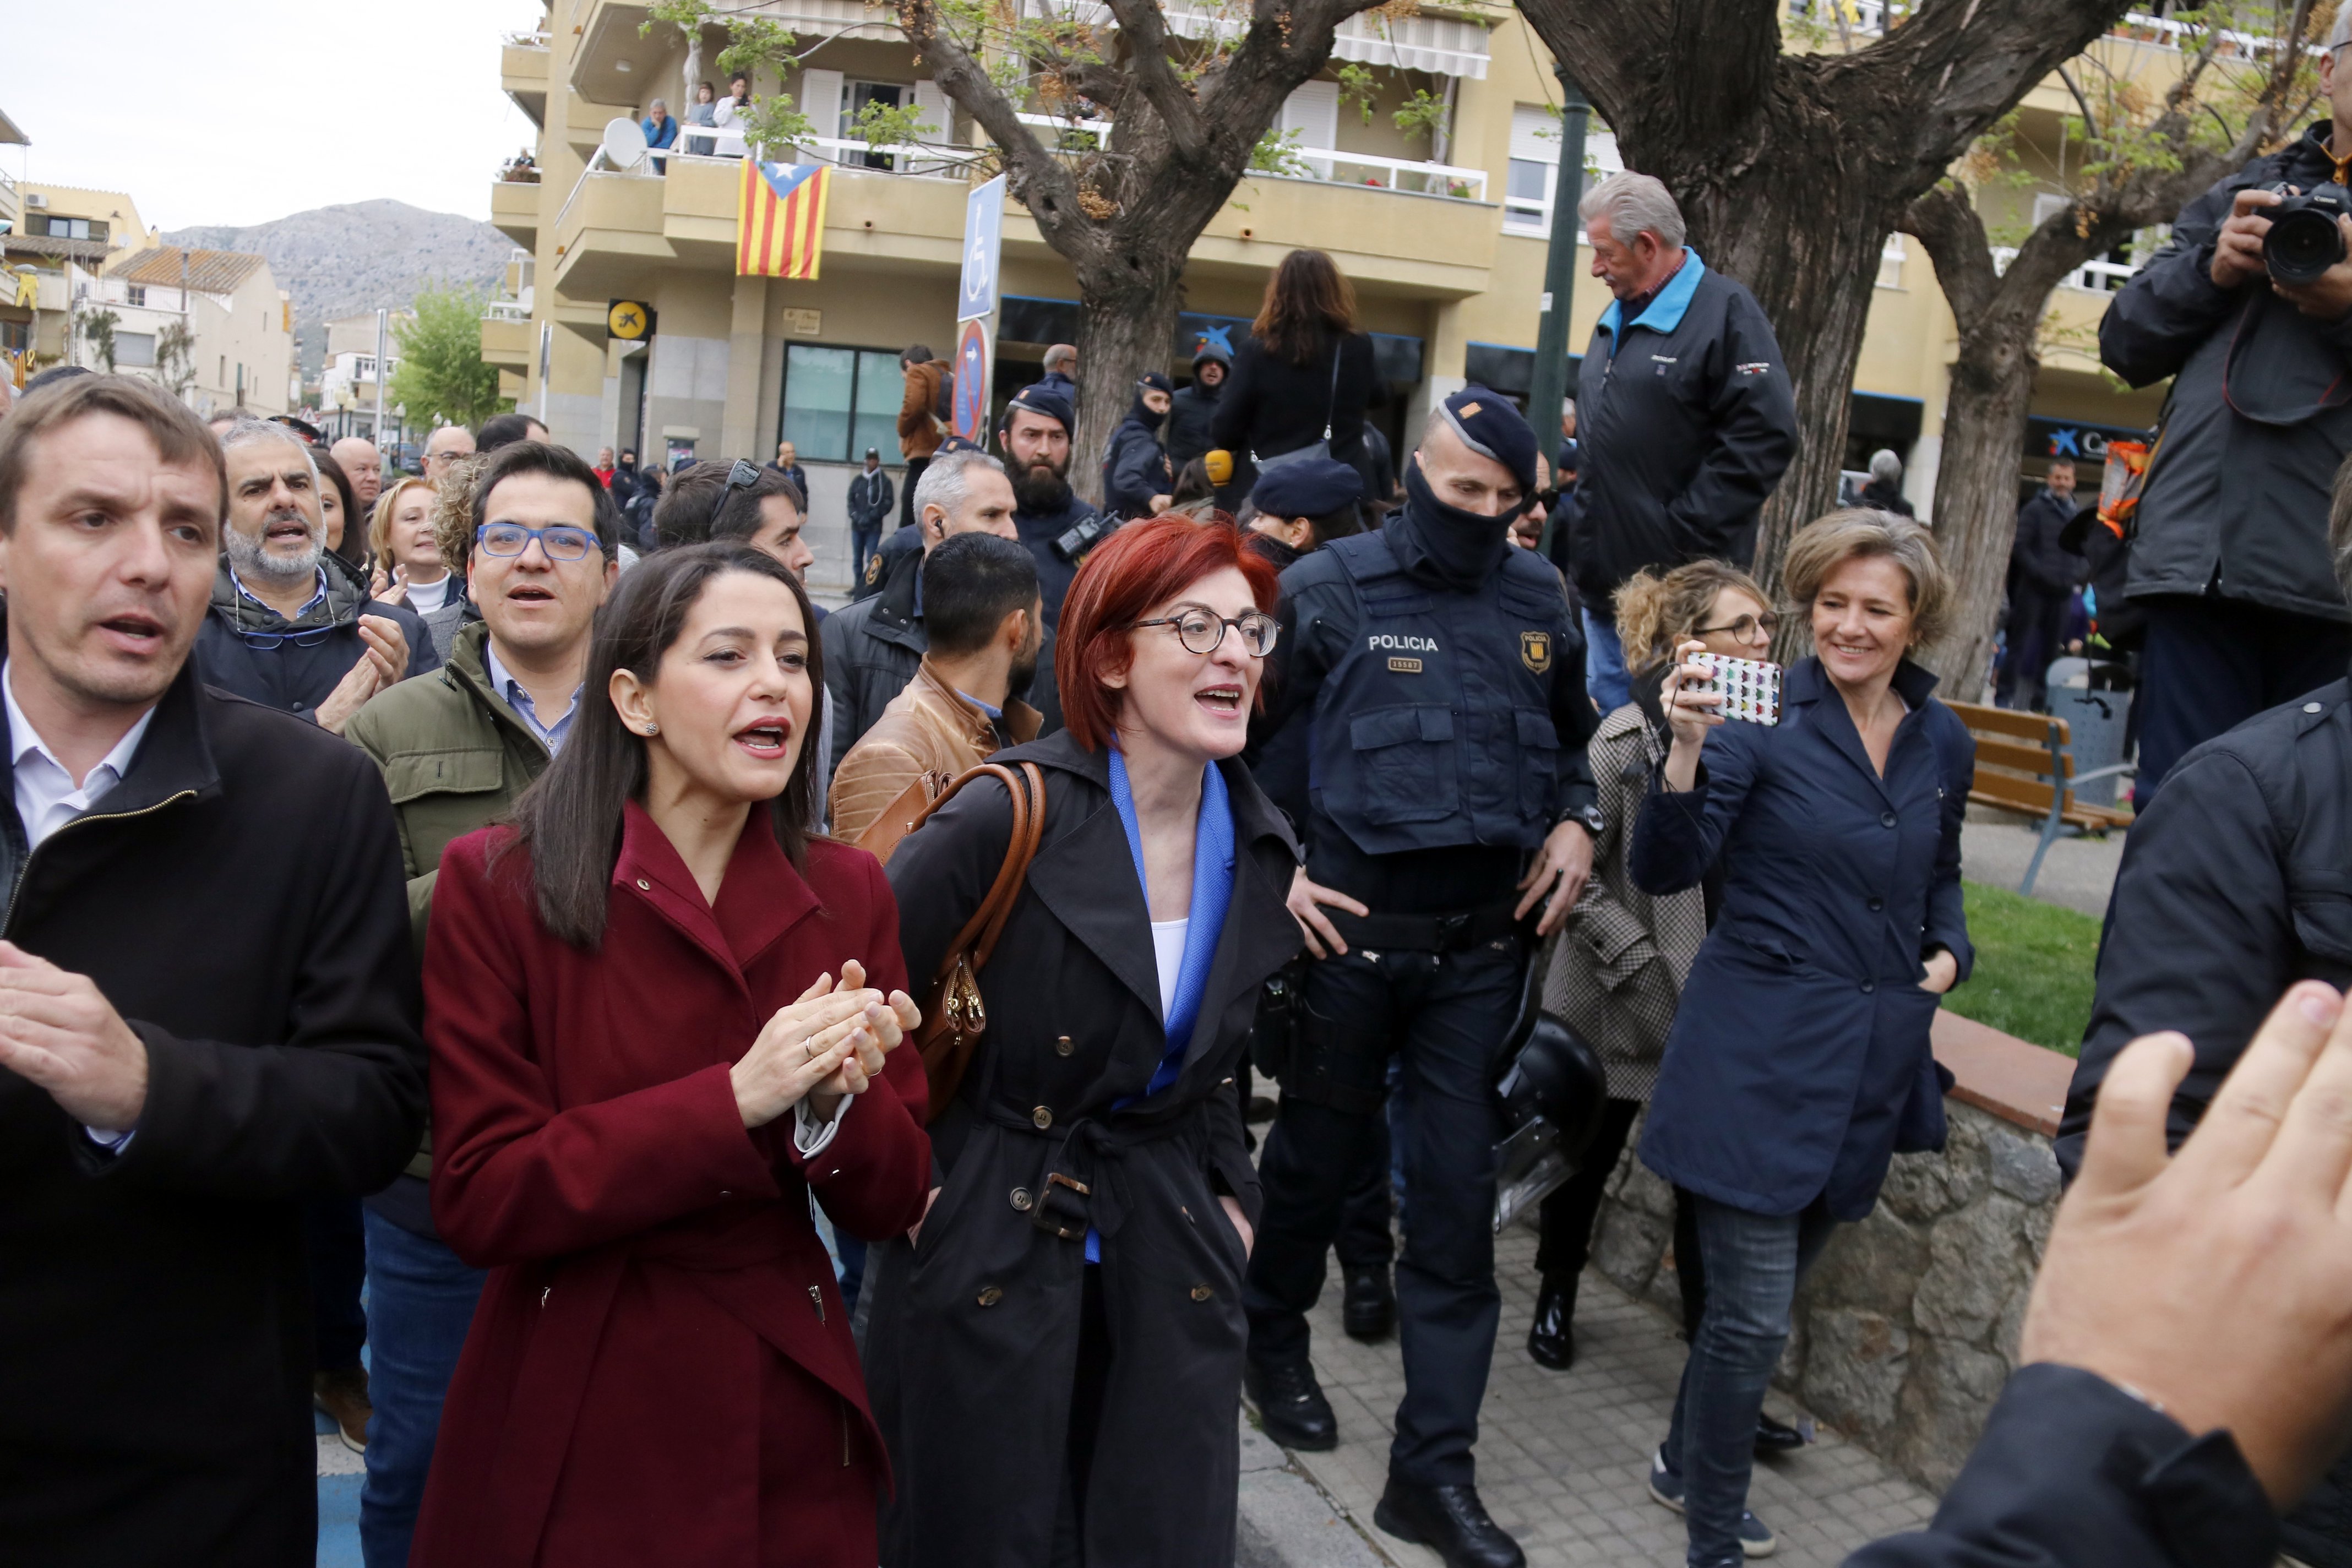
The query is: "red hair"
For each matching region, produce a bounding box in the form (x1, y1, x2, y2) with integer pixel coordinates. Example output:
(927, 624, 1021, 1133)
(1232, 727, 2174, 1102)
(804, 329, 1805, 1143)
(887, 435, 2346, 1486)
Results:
(1055, 515, 1281, 751)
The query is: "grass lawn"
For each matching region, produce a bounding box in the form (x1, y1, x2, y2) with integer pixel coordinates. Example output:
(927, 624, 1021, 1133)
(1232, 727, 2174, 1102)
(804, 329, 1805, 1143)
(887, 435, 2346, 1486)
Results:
(1939, 881, 2103, 1057)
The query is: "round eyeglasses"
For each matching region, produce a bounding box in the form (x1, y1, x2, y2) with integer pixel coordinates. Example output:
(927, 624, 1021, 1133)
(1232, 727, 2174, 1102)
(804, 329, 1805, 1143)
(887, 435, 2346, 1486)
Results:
(1693, 611, 1781, 641)
(475, 522, 599, 562)
(1130, 607, 1280, 658)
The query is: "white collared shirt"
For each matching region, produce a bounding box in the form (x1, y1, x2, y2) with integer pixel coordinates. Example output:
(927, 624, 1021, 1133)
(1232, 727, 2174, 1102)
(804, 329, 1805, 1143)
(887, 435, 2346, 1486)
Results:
(4, 664, 157, 851)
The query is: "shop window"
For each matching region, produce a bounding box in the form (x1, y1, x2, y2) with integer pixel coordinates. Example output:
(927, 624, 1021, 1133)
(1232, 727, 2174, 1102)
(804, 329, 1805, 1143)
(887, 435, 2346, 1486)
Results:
(780, 344, 904, 462)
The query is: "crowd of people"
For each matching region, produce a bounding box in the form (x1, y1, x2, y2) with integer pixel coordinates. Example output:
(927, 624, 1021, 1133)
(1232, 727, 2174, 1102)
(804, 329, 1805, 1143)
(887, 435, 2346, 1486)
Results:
(6, 149, 2352, 1568)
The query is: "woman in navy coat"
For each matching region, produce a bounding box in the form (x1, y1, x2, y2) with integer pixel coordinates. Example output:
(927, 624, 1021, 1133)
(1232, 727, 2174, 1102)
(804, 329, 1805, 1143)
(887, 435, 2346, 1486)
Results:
(1630, 510, 1974, 1568)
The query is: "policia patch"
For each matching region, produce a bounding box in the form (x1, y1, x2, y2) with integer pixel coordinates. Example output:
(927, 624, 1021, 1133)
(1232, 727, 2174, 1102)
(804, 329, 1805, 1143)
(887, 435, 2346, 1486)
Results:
(865, 553, 883, 586)
(1520, 630, 1552, 674)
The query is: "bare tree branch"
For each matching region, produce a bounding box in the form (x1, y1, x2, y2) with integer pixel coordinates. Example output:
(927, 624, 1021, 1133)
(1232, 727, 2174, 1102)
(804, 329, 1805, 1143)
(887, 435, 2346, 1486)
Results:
(1097, 0, 1211, 159)
(896, 0, 1081, 241)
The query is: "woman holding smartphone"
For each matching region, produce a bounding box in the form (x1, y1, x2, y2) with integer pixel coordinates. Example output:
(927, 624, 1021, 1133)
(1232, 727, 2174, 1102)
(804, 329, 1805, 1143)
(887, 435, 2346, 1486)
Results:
(1529, 559, 1773, 1371)
(412, 544, 931, 1568)
(1631, 511, 1973, 1568)
(865, 517, 1303, 1568)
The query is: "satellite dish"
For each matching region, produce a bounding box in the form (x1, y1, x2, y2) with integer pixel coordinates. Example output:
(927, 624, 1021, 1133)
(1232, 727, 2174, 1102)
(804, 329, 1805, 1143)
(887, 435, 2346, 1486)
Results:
(602, 118, 650, 171)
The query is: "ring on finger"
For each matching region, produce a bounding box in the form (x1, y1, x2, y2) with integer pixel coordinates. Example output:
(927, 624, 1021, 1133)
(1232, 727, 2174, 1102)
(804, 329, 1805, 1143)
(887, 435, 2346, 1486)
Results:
(803, 1037, 817, 1062)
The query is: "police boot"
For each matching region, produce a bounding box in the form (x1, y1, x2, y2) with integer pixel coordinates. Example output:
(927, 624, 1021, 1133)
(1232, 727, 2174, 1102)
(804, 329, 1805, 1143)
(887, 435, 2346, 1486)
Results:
(1245, 1353, 1337, 1451)
(1375, 1476, 1526, 1568)
(1526, 1273, 1577, 1370)
(1342, 1265, 1395, 1342)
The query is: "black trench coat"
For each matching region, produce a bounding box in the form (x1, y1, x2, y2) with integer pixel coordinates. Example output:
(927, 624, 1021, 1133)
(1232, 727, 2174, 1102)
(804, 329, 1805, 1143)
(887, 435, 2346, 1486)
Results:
(864, 728, 1301, 1568)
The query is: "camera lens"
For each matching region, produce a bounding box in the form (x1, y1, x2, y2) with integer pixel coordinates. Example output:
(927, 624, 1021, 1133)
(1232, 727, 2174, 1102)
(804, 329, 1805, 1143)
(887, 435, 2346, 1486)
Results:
(2267, 205, 2347, 286)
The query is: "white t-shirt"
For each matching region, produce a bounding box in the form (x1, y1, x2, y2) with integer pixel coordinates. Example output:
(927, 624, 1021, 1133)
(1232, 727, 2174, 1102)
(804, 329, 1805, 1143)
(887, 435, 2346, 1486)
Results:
(1150, 917, 1189, 1020)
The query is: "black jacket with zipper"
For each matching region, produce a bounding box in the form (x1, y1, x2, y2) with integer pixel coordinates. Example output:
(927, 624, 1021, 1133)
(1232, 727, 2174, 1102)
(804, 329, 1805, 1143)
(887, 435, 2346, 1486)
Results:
(193, 554, 438, 720)
(1572, 256, 1799, 615)
(0, 635, 426, 1565)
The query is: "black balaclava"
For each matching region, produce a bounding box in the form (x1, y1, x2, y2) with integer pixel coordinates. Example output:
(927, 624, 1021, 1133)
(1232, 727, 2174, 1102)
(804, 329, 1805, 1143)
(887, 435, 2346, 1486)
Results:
(1391, 455, 1513, 591)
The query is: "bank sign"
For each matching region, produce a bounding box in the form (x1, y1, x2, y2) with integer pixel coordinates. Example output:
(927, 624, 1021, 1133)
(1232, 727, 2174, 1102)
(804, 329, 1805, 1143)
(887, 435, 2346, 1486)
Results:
(2024, 416, 2149, 464)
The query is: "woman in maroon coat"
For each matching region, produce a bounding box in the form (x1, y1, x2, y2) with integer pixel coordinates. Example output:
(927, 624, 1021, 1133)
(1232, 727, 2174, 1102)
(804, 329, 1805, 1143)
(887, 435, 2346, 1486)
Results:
(412, 543, 930, 1568)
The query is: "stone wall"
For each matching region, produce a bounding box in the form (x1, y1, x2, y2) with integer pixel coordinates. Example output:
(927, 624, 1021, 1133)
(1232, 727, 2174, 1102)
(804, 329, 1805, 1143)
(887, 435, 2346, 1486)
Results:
(1583, 1017, 2068, 1493)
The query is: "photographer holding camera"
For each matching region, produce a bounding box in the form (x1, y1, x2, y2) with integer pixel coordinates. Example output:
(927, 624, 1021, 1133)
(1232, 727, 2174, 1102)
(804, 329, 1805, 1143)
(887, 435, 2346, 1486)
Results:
(2099, 15, 2352, 795)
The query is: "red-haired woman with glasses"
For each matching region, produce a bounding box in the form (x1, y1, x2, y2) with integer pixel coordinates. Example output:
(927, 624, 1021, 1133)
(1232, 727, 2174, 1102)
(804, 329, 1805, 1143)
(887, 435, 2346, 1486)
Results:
(864, 516, 1305, 1568)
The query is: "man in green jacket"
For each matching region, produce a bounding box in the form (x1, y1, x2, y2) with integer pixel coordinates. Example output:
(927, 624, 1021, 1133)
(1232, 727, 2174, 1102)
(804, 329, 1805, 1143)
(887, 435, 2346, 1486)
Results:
(340, 438, 618, 1568)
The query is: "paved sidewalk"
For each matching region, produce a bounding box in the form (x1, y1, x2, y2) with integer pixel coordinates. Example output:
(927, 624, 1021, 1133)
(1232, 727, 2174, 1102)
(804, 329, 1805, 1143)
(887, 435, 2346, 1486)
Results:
(1253, 1220, 1938, 1567)
(1958, 815, 2125, 919)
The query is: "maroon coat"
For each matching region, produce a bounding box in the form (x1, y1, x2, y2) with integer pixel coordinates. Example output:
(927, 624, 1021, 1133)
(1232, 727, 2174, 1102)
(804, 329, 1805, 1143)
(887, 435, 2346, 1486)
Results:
(411, 803, 930, 1568)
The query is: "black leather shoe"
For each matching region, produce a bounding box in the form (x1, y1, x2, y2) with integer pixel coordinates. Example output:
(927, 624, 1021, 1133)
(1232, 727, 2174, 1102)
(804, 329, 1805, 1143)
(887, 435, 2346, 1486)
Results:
(1245, 1354, 1337, 1451)
(1374, 1477, 1526, 1568)
(1756, 1411, 1809, 1452)
(1526, 1274, 1576, 1370)
(1342, 1265, 1395, 1341)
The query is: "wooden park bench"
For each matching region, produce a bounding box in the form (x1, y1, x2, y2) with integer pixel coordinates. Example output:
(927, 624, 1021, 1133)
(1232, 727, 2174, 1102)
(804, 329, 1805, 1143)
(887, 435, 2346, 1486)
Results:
(1943, 699, 2132, 896)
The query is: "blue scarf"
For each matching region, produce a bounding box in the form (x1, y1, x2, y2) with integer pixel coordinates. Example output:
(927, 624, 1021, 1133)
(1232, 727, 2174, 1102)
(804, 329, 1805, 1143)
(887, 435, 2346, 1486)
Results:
(1090, 749, 1235, 1262)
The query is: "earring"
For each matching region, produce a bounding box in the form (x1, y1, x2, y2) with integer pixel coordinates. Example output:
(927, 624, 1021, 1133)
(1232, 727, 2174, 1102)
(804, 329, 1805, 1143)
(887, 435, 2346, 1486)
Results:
(643, 723, 660, 736)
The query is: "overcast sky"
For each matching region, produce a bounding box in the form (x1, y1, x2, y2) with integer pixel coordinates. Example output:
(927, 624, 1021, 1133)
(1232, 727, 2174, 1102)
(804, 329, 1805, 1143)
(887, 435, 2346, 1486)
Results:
(3, 0, 548, 232)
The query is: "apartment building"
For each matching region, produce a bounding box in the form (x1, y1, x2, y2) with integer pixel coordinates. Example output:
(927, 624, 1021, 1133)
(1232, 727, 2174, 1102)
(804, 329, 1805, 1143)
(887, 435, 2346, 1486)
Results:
(2, 181, 150, 371)
(487, 0, 2174, 594)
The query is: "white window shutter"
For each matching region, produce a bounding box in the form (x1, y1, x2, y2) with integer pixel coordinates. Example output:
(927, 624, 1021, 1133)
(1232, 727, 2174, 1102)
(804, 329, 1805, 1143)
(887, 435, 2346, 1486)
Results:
(798, 68, 845, 162)
(912, 80, 950, 144)
(1509, 104, 1558, 165)
(1282, 79, 1339, 178)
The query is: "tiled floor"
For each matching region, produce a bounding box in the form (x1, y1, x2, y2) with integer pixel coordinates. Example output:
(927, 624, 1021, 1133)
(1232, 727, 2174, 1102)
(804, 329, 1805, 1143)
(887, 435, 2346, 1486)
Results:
(1266, 1219, 1939, 1567)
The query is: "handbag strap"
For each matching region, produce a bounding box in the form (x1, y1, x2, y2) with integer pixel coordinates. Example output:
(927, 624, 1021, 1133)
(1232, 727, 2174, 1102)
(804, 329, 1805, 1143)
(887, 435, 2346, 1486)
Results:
(906, 760, 1048, 984)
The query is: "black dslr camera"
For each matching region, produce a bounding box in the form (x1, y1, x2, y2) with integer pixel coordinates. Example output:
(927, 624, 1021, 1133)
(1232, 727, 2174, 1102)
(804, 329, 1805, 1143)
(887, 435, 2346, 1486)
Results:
(2263, 181, 2352, 286)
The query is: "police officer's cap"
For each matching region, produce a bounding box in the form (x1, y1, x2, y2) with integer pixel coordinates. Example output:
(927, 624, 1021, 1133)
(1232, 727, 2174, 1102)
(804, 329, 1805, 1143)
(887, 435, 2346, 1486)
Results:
(1003, 383, 1075, 435)
(1435, 385, 1538, 497)
(1251, 456, 1363, 520)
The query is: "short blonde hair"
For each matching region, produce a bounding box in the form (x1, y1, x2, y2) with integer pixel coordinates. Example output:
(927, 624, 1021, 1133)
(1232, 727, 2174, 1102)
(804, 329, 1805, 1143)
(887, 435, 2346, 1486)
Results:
(1612, 560, 1771, 676)
(366, 475, 435, 565)
(1782, 509, 1951, 649)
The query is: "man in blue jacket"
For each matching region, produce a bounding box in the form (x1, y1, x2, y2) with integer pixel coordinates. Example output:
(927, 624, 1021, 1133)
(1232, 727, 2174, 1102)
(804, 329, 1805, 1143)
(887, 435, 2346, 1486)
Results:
(1572, 173, 1798, 711)
(1101, 372, 1175, 520)
(997, 383, 1107, 632)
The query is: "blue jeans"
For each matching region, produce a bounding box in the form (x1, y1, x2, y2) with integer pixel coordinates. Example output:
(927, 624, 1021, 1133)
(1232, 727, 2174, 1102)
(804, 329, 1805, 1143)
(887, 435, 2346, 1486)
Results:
(852, 526, 882, 586)
(1583, 608, 1632, 713)
(1663, 1195, 1838, 1567)
(359, 1211, 486, 1568)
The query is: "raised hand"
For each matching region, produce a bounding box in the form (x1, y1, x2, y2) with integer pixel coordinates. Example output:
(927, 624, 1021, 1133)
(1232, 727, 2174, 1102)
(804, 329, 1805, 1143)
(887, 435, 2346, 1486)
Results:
(730, 973, 886, 1129)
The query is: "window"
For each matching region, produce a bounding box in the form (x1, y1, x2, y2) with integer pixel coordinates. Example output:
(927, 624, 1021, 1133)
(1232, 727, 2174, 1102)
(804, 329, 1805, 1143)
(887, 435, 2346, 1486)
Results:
(780, 344, 904, 462)
(126, 285, 145, 307)
(31, 214, 97, 241)
(1505, 107, 1622, 236)
(845, 81, 903, 170)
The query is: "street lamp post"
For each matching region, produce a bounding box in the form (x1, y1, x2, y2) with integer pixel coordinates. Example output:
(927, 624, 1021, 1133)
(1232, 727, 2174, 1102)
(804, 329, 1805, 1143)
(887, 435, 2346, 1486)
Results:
(1527, 66, 1590, 501)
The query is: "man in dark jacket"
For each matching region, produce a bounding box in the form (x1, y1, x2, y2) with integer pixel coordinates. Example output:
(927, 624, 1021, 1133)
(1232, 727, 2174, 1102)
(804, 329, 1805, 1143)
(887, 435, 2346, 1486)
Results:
(821, 445, 1061, 778)
(998, 382, 1108, 631)
(1102, 371, 1175, 520)
(1997, 460, 2084, 711)
(341, 438, 617, 1568)
(1572, 172, 1798, 712)
(1166, 341, 1229, 467)
(767, 439, 811, 503)
(2098, 50, 2352, 793)
(0, 373, 424, 1564)
(2056, 453, 2352, 1565)
(197, 418, 435, 734)
(846, 445, 895, 585)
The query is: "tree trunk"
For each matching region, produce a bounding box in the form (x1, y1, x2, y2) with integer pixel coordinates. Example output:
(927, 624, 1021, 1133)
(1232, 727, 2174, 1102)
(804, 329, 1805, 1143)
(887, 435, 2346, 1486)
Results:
(1923, 316, 2040, 700)
(1069, 251, 1184, 507)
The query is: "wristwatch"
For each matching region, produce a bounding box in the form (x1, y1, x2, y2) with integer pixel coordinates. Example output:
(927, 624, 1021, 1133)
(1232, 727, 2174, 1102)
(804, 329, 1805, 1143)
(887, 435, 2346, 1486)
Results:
(1562, 804, 1605, 839)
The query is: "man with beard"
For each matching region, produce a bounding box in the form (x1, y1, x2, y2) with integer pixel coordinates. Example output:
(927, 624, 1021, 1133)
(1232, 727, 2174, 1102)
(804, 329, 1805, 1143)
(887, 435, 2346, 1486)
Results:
(197, 421, 433, 741)
(822, 445, 1063, 778)
(1242, 389, 1598, 1568)
(828, 531, 1043, 842)
(0, 374, 422, 1565)
(997, 383, 1106, 631)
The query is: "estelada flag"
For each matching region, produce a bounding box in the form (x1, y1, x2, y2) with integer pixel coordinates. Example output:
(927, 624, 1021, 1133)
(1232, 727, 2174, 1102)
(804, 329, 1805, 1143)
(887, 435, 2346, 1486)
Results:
(738, 161, 831, 279)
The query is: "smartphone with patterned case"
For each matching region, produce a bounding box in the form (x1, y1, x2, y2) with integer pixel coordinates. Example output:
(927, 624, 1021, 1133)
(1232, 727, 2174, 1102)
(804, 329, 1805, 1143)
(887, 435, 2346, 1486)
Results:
(1691, 653, 1783, 726)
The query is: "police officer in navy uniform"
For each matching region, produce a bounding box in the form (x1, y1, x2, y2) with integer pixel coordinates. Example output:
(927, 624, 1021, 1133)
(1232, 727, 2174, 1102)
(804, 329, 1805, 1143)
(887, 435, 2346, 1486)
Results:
(1244, 388, 1601, 1568)
(996, 382, 1110, 632)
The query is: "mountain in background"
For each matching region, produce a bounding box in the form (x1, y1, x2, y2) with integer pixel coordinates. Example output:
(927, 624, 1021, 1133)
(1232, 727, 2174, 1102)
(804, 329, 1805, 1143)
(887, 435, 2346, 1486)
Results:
(162, 199, 516, 382)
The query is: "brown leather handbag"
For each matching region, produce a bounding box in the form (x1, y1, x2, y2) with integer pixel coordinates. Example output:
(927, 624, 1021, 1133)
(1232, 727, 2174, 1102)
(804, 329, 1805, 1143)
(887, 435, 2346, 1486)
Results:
(902, 761, 1047, 1123)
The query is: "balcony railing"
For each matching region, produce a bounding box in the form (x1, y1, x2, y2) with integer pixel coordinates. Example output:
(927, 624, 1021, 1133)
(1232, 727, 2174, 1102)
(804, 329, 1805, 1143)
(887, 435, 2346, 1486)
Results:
(1787, 1, 2285, 58)
(1990, 245, 2141, 295)
(482, 300, 532, 322)
(502, 28, 549, 46)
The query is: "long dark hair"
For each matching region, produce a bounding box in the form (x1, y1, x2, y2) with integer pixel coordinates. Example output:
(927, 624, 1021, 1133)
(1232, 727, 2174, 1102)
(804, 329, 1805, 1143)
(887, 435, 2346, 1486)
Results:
(312, 447, 369, 571)
(505, 543, 827, 948)
(1252, 249, 1358, 366)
